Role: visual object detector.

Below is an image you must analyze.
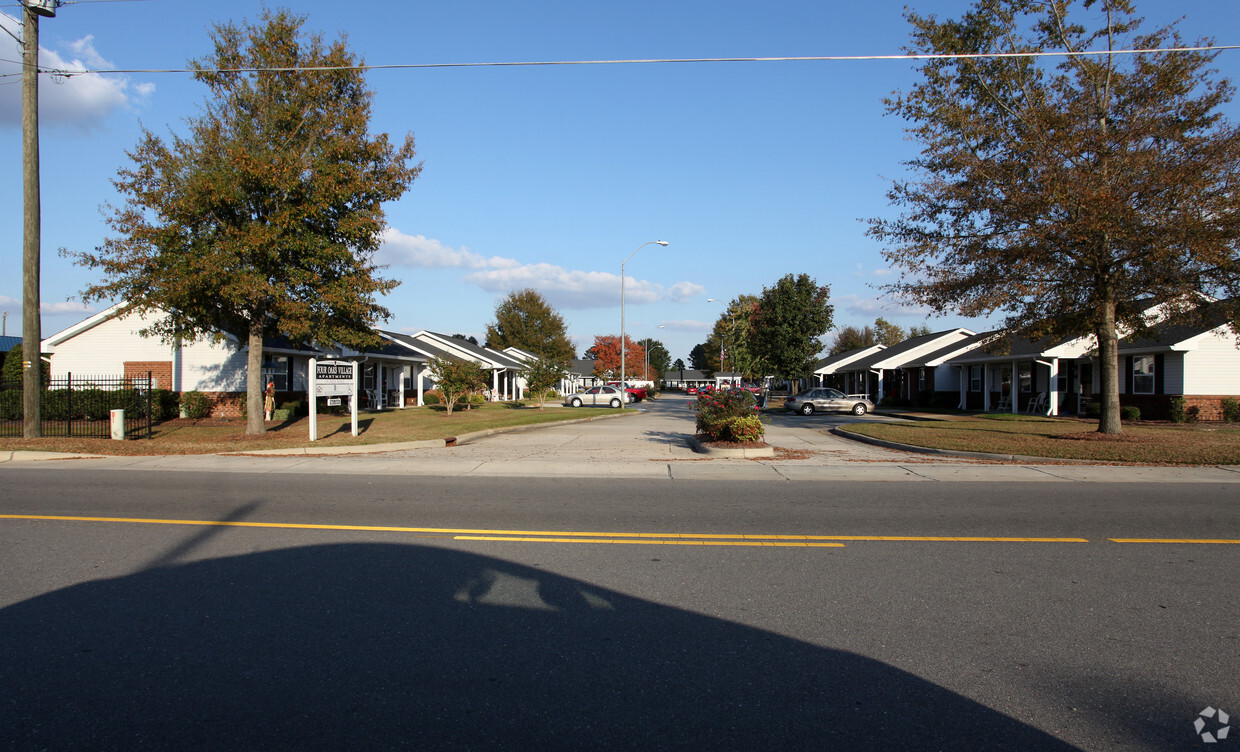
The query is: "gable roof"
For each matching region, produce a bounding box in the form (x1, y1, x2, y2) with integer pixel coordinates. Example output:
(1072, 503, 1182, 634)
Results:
(814, 344, 886, 375)
(840, 329, 975, 371)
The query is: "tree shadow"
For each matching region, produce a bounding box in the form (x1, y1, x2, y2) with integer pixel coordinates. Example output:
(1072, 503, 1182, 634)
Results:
(0, 543, 1083, 751)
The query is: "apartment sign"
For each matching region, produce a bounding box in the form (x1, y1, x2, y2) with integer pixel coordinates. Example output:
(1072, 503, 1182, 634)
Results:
(314, 360, 355, 396)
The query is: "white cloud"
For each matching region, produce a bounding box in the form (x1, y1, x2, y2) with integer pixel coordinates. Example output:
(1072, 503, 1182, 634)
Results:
(380, 227, 703, 311)
(377, 228, 518, 270)
(68, 35, 112, 70)
(659, 319, 712, 332)
(42, 300, 95, 315)
(0, 16, 155, 130)
(665, 281, 706, 302)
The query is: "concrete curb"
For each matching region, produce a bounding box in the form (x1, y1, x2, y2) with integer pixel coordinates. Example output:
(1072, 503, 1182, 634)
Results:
(687, 436, 776, 459)
(0, 450, 108, 463)
(830, 426, 1098, 464)
(0, 409, 642, 462)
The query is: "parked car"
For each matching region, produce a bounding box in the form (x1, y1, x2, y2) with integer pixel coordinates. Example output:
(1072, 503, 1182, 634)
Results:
(606, 381, 647, 402)
(563, 385, 627, 408)
(686, 386, 699, 395)
(784, 388, 873, 416)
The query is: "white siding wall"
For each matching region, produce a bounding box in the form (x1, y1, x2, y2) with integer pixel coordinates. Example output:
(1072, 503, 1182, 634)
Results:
(1182, 329, 1240, 395)
(932, 364, 962, 392)
(46, 311, 174, 378)
(1160, 352, 1185, 396)
(47, 309, 247, 391)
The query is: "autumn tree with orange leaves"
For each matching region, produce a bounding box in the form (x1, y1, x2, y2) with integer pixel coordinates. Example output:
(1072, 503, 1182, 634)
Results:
(68, 10, 421, 434)
(587, 335, 648, 381)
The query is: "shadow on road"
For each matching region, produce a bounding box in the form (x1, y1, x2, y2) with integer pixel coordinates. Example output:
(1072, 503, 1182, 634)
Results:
(1, 543, 1082, 751)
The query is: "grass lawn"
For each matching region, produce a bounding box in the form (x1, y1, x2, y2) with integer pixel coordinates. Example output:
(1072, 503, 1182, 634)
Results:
(0, 402, 627, 456)
(839, 414, 1240, 464)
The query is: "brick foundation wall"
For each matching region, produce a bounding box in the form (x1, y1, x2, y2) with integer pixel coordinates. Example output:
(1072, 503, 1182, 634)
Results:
(1119, 394, 1238, 421)
(1181, 395, 1237, 422)
(124, 361, 172, 390)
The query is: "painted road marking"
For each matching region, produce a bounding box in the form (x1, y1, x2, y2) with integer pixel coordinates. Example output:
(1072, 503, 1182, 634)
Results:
(0, 514, 1095, 546)
(1110, 538, 1240, 544)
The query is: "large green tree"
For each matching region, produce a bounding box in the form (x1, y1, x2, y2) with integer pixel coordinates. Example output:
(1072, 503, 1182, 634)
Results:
(751, 274, 834, 387)
(868, 0, 1240, 434)
(643, 339, 672, 380)
(710, 294, 767, 381)
(873, 317, 906, 347)
(68, 10, 420, 434)
(484, 289, 575, 363)
(829, 325, 877, 356)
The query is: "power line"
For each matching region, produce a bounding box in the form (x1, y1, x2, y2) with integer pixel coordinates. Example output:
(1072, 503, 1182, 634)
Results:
(40, 44, 1240, 78)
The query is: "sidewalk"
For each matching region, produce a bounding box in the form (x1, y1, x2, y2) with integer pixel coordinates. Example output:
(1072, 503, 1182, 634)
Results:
(3, 404, 1238, 483)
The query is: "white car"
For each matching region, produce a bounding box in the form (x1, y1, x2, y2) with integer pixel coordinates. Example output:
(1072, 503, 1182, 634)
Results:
(784, 388, 873, 416)
(563, 385, 627, 408)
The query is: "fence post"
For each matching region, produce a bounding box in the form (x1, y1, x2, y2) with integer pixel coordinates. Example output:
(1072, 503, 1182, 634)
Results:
(66, 371, 72, 438)
(146, 370, 153, 439)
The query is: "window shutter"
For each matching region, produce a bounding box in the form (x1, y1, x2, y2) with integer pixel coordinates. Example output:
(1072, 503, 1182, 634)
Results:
(1154, 354, 1165, 395)
(1124, 356, 1133, 394)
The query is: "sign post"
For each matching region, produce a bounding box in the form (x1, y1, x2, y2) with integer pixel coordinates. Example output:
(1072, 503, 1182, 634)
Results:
(309, 358, 359, 440)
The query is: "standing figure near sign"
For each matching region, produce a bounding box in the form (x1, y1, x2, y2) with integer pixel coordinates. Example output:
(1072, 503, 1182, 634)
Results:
(264, 381, 276, 421)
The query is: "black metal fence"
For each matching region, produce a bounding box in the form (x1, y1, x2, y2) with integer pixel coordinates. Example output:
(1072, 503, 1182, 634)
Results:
(0, 372, 157, 439)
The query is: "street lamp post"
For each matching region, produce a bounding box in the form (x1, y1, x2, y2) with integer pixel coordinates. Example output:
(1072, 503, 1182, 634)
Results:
(620, 241, 668, 399)
(644, 325, 665, 384)
(706, 297, 732, 385)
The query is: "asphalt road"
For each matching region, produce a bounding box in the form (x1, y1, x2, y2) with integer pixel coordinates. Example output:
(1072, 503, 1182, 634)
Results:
(2, 468, 1238, 751)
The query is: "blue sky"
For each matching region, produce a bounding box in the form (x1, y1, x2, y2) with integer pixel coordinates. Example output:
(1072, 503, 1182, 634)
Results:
(3, 0, 1239, 364)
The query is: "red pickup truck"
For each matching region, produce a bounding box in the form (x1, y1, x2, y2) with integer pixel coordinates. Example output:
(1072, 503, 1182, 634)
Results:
(606, 381, 647, 402)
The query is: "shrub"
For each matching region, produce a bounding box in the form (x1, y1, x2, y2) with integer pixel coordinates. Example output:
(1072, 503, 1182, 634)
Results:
(0, 389, 20, 420)
(916, 389, 935, 408)
(279, 400, 304, 416)
(179, 390, 212, 419)
(1084, 401, 1101, 418)
(693, 389, 763, 441)
(422, 391, 441, 405)
(1120, 405, 1141, 421)
(1168, 396, 1186, 423)
(1221, 398, 1240, 423)
(721, 415, 765, 443)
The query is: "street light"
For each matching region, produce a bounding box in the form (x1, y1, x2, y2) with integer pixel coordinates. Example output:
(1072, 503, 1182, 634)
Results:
(620, 240, 668, 397)
(706, 298, 732, 384)
(644, 325, 665, 384)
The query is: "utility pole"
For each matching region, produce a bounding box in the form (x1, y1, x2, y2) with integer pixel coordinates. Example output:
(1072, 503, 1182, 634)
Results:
(21, 0, 53, 438)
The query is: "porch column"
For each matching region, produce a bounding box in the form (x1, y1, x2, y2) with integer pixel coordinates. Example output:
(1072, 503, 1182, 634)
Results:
(398, 365, 406, 408)
(957, 365, 966, 410)
(983, 365, 991, 411)
(1010, 359, 1018, 413)
(874, 370, 884, 402)
(1048, 358, 1060, 416)
(416, 364, 425, 406)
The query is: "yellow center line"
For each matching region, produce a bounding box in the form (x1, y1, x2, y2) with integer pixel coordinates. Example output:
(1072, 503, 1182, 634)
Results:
(0, 514, 1092, 544)
(454, 536, 845, 547)
(1110, 538, 1240, 544)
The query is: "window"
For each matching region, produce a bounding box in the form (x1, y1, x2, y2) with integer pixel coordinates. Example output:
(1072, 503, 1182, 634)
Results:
(362, 363, 376, 390)
(261, 354, 290, 391)
(1133, 355, 1155, 394)
(1018, 363, 1032, 393)
(969, 365, 982, 392)
(918, 369, 927, 392)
